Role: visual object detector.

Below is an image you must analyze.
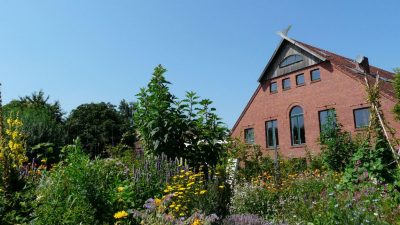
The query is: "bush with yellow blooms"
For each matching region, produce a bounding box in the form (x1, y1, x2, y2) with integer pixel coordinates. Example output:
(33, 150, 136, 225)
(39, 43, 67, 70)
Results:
(0, 116, 28, 193)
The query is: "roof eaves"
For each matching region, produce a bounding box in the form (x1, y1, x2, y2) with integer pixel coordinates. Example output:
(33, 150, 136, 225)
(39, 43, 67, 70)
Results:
(256, 38, 286, 82)
(230, 84, 262, 134)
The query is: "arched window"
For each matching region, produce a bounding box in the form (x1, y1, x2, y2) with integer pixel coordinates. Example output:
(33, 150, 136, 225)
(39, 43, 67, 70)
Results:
(280, 54, 303, 68)
(290, 106, 306, 145)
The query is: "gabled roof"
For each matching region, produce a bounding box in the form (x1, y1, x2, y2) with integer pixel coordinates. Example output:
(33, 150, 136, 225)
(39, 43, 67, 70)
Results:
(232, 36, 396, 132)
(295, 40, 396, 100)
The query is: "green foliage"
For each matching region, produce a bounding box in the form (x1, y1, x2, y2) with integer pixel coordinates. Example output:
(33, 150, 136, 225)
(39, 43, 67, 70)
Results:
(134, 65, 186, 159)
(134, 65, 228, 167)
(230, 183, 278, 218)
(231, 171, 400, 224)
(3, 91, 65, 161)
(228, 139, 274, 181)
(0, 180, 37, 225)
(118, 99, 136, 147)
(117, 154, 185, 211)
(195, 170, 232, 218)
(180, 91, 228, 167)
(393, 68, 400, 120)
(319, 116, 355, 172)
(343, 132, 397, 187)
(33, 142, 126, 224)
(66, 102, 128, 157)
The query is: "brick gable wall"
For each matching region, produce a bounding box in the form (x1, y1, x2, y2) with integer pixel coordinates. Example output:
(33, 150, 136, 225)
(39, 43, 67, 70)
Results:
(230, 61, 400, 158)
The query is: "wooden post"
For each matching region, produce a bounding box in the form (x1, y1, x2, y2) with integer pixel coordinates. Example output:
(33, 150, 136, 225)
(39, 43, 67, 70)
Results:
(273, 127, 280, 185)
(364, 75, 399, 166)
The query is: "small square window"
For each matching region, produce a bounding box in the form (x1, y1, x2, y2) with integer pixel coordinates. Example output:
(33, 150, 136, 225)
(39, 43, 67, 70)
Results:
(354, 108, 370, 128)
(282, 78, 291, 90)
(311, 69, 320, 81)
(296, 74, 305, 85)
(244, 128, 255, 144)
(270, 82, 277, 93)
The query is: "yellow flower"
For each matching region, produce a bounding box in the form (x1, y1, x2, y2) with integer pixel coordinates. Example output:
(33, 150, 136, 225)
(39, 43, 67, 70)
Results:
(154, 198, 162, 207)
(41, 159, 47, 163)
(191, 218, 202, 225)
(113, 210, 128, 219)
(218, 185, 224, 189)
(199, 190, 207, 195)
(117, 187, 124, 192)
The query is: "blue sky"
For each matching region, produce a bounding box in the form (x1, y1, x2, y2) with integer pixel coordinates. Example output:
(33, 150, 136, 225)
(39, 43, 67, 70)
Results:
(0, 1, 399, 128)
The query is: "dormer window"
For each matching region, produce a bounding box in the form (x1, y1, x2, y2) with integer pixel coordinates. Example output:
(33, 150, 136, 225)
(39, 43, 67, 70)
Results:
(279, 54, 303, 68)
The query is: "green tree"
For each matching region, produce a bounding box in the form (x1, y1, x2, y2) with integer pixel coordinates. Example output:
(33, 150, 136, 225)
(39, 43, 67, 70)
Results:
(134, 65, 228, 167)
(66, 102, 126, 157)
(181, 92, 228, 167)
(3, 91, 65, 162)
(134, 65, 186, 158)
(118, 99, 136, 147)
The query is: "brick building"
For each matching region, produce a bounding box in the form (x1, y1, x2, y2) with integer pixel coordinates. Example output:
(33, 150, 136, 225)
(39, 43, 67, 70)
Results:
(231, 33, 399, 158)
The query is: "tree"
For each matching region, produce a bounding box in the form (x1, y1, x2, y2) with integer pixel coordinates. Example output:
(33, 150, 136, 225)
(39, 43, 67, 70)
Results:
(3, 91, 65, 162)
(181, 92, 228, 167)
(118, 99, 136, 147)
(134, 65, 228, 167)
(134, 65, 186, 158)
(66, 102, 126, 157)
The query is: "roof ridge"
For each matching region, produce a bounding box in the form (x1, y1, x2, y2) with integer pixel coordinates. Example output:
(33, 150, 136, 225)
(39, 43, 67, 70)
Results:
(292, 39, 395, 78)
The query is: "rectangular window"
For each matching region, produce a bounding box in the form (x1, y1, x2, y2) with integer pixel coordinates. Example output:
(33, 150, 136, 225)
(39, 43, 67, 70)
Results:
(319, 109, 336, 132)
(282, 78, 291, 90)
(266, 120, 279, 148)
(270, 82, 277, 93)
(290, 116, 306, 145)
(354, 108, 370, 128)
(296, 74, 305, 85)
(244, 128, 255, 144)
(311, 69, 320, 81)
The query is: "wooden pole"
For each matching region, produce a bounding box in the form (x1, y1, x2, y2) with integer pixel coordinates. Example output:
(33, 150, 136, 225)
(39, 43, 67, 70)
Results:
(364, 75, 399, 166)
(273, 127, 280, 185)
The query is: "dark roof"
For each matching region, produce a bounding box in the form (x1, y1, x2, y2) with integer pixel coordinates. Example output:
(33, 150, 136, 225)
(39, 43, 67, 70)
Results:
(231, 37, 397, 132)
(295, 40, 396, 100)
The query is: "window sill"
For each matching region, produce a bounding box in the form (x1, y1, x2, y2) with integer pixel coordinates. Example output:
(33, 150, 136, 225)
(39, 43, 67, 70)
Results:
(245, 143, 256, 146)
(270, 91, 278, 94)
(310, 79, 321, 84)
(296, 84, 305, 87)
(290, 144, 306, 149)
(354, 127, 368, 132)
(267, 146, 280, 150)
(283, 88, 291, 91)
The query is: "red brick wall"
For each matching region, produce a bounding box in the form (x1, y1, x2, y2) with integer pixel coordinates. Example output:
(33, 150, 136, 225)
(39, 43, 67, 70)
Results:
(231, 61, 400, 158)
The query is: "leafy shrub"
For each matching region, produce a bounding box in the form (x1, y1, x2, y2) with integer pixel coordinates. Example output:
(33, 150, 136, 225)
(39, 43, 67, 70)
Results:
(230, 183, 279, 219)
(33, 143, 126, 224)
(343, 135, 398, 187)
(319, 119, 354, 172)
(230, 168, 400, 225)
(114, 154, 187, 213)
